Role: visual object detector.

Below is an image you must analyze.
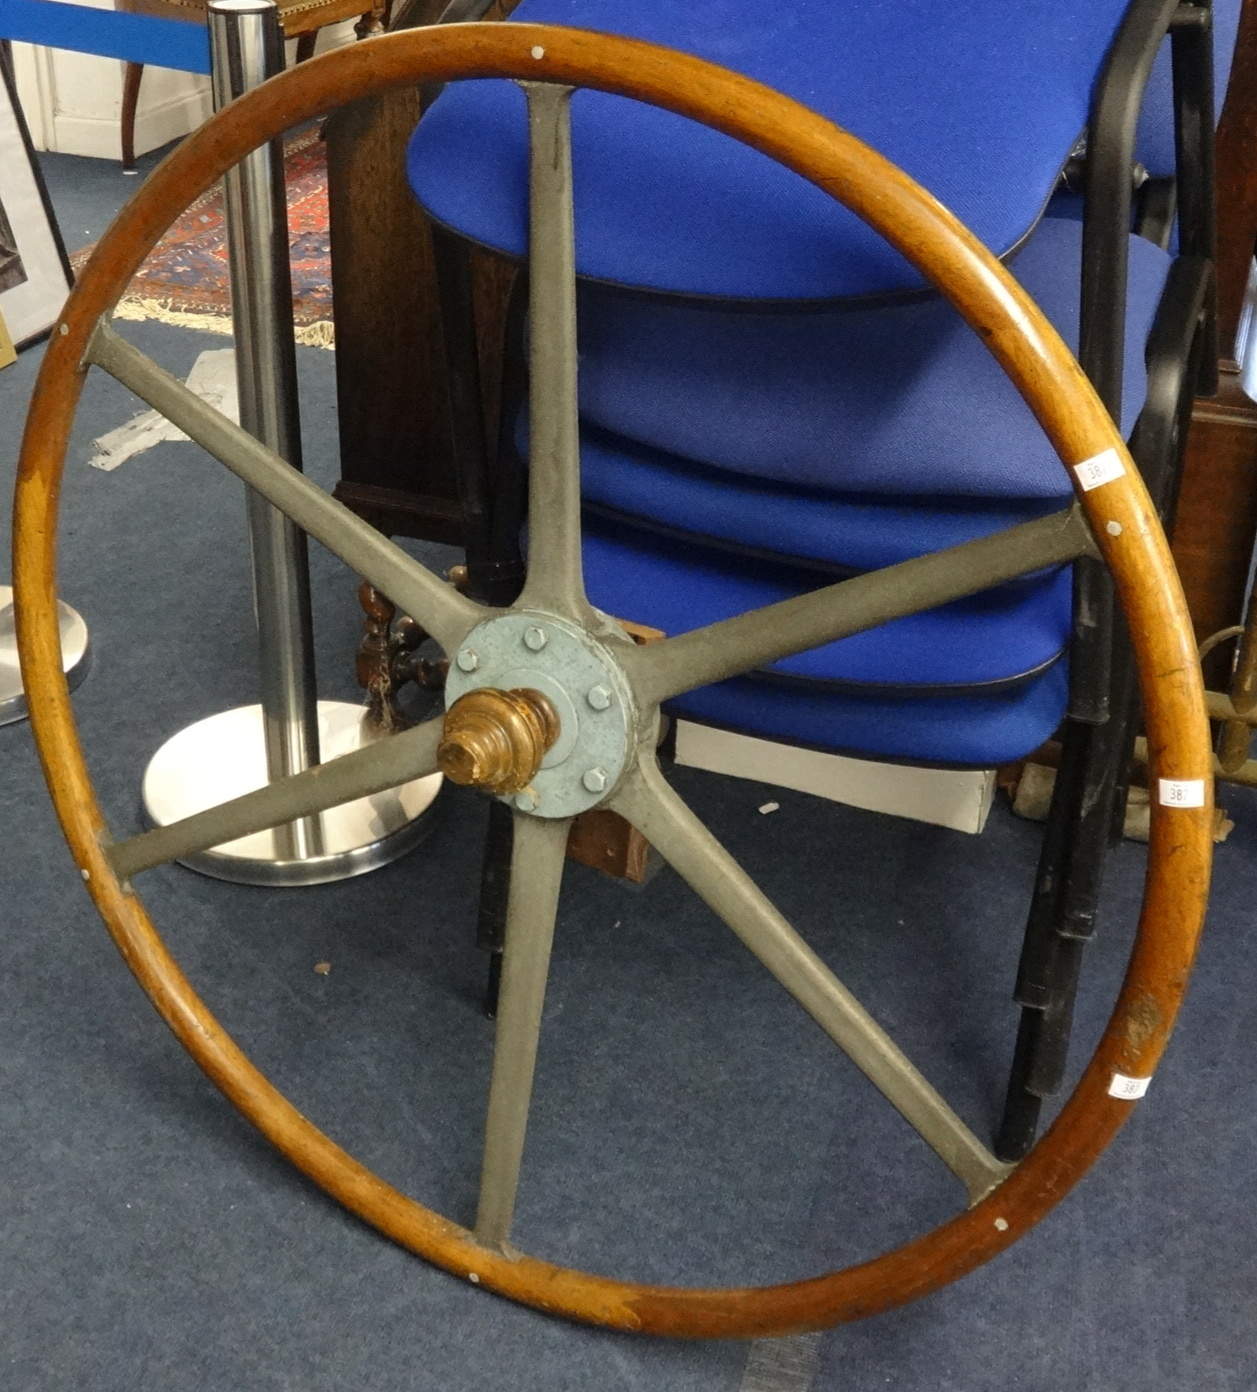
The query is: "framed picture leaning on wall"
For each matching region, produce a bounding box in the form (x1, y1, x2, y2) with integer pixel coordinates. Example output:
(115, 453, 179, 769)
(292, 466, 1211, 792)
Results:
(0, 43, 71, 348)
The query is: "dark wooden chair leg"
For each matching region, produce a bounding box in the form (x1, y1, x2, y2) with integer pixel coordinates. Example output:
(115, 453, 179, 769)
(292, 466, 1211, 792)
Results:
(121, 61, 143, 174)
(294, 31, 319, 63)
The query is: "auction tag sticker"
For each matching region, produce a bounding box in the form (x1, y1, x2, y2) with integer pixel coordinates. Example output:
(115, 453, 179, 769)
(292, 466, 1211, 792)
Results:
(1109, 1073, 1152, 1100)
(1158, 778, 1206, 808)
(1073, 448, 1126, 491)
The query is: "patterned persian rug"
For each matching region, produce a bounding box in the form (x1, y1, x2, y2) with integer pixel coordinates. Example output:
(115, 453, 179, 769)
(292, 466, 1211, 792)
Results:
(71, 125, 333, 348)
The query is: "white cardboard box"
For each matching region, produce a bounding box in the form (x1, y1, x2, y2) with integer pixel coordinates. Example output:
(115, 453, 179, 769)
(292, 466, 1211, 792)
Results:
(674, 720, 996, 834)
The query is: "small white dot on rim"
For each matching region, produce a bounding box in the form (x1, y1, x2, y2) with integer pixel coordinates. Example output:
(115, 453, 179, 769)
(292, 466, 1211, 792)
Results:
(531, 45, 545, 58)
(80, 868, 90, 881)
(993, 1217, 1009, 1231)
(1106, 520, 1123, 536)
(59, 323, 68, 335)
(468, 1272, 481, 1283)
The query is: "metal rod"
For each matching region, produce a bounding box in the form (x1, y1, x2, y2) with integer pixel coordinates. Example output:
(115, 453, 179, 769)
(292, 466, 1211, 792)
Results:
(1219, 589, 1257, 772)
(210, 0, 321, 859)
(613, 758, 1011, 1205)
(515, 82, 587, 622)
(107, 715, 445, 883)
(474, 813, 571, 1249)
(1135, 731, 1255, 788)
(84, 322, 484, 655)
(627, 506, 1095, 710)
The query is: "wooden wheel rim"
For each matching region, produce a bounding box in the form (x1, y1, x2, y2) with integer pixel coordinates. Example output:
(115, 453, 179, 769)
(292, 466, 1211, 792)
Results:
(12, 24, 1213, 1338)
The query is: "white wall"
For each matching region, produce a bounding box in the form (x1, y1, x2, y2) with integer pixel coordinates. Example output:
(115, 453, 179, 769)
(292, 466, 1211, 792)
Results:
(9, 0, 358, 162)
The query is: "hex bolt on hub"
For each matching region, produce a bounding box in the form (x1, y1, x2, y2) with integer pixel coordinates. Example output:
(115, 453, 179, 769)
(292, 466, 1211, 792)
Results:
(443, 611, 636, 819)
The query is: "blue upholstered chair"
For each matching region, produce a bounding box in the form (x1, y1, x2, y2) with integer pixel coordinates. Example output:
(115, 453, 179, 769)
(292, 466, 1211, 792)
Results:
(406, 0, 1220, 1157)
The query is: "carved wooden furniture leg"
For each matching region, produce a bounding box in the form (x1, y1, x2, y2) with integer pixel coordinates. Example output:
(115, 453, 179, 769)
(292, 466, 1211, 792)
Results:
(120, 61, 143, 174)
(355, 4, 385, 38)
(356, 580, 448, 734)
(14, 26, 1213, 1336)
(355, 581, 407, 732)
(295, 30, 318, 61)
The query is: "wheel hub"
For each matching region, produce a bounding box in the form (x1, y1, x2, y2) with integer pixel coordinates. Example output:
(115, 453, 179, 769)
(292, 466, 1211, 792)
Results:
(442, 611, 636, 818)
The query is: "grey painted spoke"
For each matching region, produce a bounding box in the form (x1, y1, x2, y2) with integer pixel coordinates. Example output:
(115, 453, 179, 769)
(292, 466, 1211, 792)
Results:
(612, 757, 1011, 1204)
(107, 716, 444, 882)
(626, 506, 1095, 709)
(475, 812, 571, 1250)
(85, 320, 484, 654)
(515, 82, 587, 622)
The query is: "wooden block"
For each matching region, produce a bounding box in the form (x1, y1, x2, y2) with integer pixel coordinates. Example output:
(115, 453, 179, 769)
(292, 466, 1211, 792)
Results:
(566, 807, 656, 883)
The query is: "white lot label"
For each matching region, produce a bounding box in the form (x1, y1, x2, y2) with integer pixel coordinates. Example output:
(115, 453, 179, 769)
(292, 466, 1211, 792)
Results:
(1073, 448, 1126, 491)
(1158, 778, 1206, 808)
(1109, 1073, 1151, 1100)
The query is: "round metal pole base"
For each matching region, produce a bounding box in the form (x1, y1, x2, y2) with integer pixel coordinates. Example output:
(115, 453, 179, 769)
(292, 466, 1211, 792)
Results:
(141, 701, 442, 887)
(0, 585, 90, 728)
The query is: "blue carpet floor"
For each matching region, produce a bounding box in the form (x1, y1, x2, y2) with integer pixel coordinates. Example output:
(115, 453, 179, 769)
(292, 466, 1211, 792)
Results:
(1, 147, 1254, 1392)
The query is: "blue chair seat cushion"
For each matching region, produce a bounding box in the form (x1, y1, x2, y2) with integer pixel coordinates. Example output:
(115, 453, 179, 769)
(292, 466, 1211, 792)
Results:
(408, 0, 1134, 299)
(668, 661, 1069, 769)
(570, 219, 1172, 498)
(578, 426, 1069, 572)
(580, 513, 1070, 693)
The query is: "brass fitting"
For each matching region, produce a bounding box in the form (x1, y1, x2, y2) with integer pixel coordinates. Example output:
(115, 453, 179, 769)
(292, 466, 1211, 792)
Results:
(438, 687, 560, 796)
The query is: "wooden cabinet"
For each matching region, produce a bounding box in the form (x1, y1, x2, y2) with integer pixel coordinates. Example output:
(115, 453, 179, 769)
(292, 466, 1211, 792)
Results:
(326, 0, 516, 547)
(1171, 0, 1257, 686)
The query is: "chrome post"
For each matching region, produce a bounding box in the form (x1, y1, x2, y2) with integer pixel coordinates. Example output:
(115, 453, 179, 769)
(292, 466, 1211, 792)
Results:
(210, 0, 322, 860)
(136, 0, 443, 886)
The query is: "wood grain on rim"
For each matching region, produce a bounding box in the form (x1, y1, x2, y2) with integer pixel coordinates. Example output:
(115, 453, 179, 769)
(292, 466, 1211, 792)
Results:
(11, 23, 1213, 1337)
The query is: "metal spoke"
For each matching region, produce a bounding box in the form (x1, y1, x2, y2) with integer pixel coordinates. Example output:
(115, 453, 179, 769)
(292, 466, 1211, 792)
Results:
(514, 81, 587, 621)
(625, 506, 1095, 709)
(475, 812, 571, 1250)
(107, 715, 444, 882)
(85, 321, 484, 655)
(611, 757, 1011, 1204)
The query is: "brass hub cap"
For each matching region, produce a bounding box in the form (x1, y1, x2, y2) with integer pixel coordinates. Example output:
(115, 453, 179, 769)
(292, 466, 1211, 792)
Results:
(438, 687, 560, 796)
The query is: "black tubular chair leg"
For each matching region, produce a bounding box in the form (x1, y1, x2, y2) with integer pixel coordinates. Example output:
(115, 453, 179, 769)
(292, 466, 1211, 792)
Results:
(997, 629, 1141, 1161)
(997, 723, 1101, 1160)
(429, 193, 528, 1008)
(476, 799, 515, 1017)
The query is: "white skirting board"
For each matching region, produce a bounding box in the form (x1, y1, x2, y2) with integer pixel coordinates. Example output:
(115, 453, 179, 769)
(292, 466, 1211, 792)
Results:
(10, 30, 212, 160)
(9, 14, 357, 161)
(674, 720, 996, 834)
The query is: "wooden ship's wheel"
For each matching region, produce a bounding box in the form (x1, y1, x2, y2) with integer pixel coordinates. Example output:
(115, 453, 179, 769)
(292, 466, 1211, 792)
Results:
(12, 24, 1212, 1337)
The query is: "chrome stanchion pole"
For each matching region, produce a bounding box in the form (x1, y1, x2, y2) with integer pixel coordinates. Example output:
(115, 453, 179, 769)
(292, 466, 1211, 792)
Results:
(139, 0, 441, 884)
(211, 0, 322, 862)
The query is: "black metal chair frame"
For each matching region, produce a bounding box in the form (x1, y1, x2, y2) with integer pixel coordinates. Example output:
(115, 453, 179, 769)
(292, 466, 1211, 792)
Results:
(415, 0, 1220, 1159)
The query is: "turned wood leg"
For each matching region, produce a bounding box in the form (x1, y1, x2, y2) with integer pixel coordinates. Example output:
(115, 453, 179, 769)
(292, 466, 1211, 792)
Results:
(355, 582, 446, 734)
(121, 62, 143, 174)
(354, 5, 385, 40)
(355, 582, 408, 734)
